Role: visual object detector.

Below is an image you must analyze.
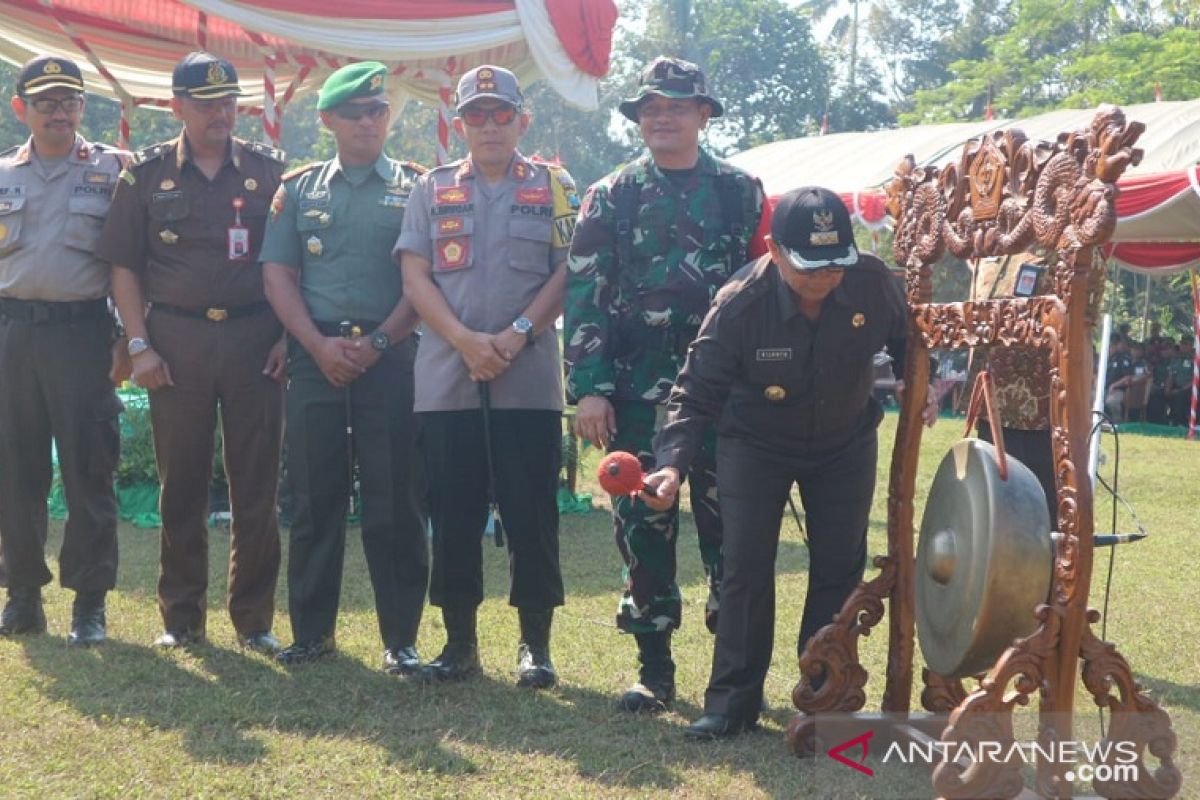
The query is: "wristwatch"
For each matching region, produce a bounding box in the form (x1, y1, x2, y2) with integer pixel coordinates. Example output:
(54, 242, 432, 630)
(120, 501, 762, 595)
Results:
(512, 316, 535, 345)
(370, 329, 391, 352)
(127, 337, 150, 357)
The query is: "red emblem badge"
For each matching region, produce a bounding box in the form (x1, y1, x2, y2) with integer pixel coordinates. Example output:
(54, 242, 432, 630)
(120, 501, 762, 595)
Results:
(516, 187, 550, 205)
(435, 185, 470, 205)
(437, 237, 469, 270)
(437, 217, 464, 234)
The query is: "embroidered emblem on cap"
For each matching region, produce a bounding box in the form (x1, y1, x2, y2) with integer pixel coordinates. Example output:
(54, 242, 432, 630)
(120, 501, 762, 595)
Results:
(764, 385, 787, 401)
(852, 312, 866, 328)
(159, 179, 176, 191)
(159, 229, 179, 245)
(370, 74, 383, 91)
(810, 209, 839, 246)
(244, 178, 258, 192)
(207, 61, 228, 86)
(476, 67, 496, 91)
(44, 61, 62, 75)
(307, 235, 323, 255)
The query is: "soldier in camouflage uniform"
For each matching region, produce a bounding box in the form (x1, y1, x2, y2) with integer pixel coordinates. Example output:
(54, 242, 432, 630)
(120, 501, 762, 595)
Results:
(564, 56, 766, 712)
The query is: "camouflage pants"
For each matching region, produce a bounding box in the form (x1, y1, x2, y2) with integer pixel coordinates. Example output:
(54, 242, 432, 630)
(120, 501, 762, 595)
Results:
(611, 400, 721, 634)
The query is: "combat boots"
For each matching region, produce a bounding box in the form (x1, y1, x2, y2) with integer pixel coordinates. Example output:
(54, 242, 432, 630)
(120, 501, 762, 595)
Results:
(516, 608, 557, 689)
(0, 586, 46, 636)
(422, 606, 482, 682)
(618, 631, 675, 712)
(67, 591, 107, 647)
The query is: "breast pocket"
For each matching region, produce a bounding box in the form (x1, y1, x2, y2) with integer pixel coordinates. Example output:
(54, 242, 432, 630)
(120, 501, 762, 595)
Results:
(431, 215, 474, 272)
(64, 195, 109, 253)
(0, 196, 26, 256)
(508, 216, 552, 275)
(148, 191, 190, 244)
(373, 203, 406, 254)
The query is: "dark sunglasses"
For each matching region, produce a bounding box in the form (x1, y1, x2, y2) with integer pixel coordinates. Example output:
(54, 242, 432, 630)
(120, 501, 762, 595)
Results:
(29, 95, 84, 114)
(334, 102, 390, 121)
(461, 105, 518, 127)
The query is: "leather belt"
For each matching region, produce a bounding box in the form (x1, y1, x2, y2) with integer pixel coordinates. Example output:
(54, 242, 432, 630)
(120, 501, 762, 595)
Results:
(0, 297, 108, 324)
(151, 300, 272, 322)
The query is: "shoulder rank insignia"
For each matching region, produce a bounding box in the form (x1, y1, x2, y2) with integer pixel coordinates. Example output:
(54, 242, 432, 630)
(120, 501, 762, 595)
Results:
(282, 162, 321, 182)
(245, 141, 286, 163)
(401, 160, 429, 176)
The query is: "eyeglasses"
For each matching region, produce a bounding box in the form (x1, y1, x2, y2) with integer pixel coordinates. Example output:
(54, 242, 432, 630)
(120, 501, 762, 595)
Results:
(28, 95, 84, 115)
(460, 105, 518, 127)
(333, 102, 390, 121)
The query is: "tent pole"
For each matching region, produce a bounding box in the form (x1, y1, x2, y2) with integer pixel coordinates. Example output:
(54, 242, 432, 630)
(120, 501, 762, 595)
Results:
(1141, 270, 1152, 339)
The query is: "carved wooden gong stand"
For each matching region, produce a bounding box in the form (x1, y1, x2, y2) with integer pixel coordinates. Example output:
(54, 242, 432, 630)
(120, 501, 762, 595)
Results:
(784, 106, 1181, 799)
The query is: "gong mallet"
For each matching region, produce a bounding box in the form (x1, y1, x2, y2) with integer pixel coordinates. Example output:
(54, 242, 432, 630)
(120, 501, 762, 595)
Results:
(339, 321, 362, 517)
(478, 381, 505, 547)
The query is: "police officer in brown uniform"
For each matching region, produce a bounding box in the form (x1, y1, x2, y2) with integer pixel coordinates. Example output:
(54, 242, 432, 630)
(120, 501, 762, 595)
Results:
(0, 56, 128, 646)
(397, 65, 576, 688)
(98, 52, 287, 652)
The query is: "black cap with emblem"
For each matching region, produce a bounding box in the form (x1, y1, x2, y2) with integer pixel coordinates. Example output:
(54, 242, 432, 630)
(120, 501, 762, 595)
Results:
(770, 186, 861, 271)
(172, 51, 244, 100)
(17, 55, 85, 97)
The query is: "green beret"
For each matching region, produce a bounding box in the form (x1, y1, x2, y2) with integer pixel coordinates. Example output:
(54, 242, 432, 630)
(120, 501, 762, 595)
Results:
(317, 62, 388, 111)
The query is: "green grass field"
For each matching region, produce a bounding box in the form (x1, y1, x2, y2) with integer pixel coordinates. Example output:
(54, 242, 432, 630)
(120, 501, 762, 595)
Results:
(0, 416, 1195, 799)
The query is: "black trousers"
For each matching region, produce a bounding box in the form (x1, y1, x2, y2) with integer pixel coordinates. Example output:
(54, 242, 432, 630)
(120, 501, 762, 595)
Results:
(285, 337, 428, 650)
(0, 312, 120, 593)
(420, 408, 564, 611)
(703, 430, 876, 721)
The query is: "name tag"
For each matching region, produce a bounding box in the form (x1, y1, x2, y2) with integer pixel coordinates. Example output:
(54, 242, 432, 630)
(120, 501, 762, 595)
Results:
(756, 348, 792, 362)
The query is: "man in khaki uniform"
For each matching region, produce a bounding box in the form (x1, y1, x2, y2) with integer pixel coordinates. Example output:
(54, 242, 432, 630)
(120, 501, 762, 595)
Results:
(0, 55, 127, 646)
(98, 52, 287, 652)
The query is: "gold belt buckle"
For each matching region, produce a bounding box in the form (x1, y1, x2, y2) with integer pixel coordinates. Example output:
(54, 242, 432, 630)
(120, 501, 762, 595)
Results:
(205, 307, 229, 322)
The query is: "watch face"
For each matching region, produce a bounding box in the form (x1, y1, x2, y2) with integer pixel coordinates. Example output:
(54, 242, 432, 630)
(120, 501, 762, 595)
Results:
(513, 317, 533, 334)
(371, 331, 390, 351)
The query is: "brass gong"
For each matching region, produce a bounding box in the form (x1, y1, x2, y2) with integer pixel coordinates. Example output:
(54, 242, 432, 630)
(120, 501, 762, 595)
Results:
(916, 438, 1053, 679)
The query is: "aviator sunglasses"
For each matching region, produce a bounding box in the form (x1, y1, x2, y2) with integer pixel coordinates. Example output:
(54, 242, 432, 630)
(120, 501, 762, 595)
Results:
(334, 101, 390, 121)
(460, 105, 518, 127)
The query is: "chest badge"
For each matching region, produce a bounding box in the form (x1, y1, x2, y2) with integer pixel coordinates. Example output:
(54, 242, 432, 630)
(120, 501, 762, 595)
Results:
(764, 385, 787, 402)
(159, 178, 176, 191)
(159, 229, 179, 245)
(307, 235, 323, 256)
(441, 238, 466, 268)
(244, 177, 258, 192)
(852, 312, 866, 328)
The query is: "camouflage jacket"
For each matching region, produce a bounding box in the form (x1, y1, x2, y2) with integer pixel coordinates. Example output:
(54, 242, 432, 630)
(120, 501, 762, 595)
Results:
(564, 149, 765, 405)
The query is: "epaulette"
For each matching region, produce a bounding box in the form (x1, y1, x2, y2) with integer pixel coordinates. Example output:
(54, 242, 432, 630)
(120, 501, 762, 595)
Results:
(132, 142, 172, 167)
(92, 142, 133, 167)
(243, 140, 286, 164)
(714, 256, 773, 316)
(282, 162, 321, 182)
(0, 144, 20, 159)
(428, 160, 462, 174)
(400, 160, 428, 175)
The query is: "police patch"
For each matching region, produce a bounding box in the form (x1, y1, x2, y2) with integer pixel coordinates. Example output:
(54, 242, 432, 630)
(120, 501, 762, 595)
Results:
(436, 185, 469, 205)
(516, 187, 549, 205)
(84, 170, 111, 184)
(437, 237, 469, 270)
(756, 348, 793, 362)
(437, 217, 464, 235)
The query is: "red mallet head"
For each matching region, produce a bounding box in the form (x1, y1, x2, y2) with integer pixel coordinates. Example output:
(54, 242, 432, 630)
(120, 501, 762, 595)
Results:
(597, 451, 644, 496)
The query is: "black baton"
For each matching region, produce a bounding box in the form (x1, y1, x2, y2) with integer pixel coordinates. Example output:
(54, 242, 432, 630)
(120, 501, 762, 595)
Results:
(478, 381, 505, 547)
(339, 321, 361, 517)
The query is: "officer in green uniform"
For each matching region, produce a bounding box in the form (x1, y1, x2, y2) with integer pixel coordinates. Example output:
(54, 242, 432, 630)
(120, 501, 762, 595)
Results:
(564, 56, 767, 712)
(261, 62, 428, 672)
(99, 52, 287, 652)
(0, 55, 128, 646)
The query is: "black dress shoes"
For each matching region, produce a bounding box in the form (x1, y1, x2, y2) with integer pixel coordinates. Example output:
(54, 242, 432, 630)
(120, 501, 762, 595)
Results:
(383, 646, 422, 676)
(683, 713, 758, 741)
(237, 631, 282, 654)
(0, 587, 46, 636)
(276, 637, 335, 666)
(154, 629, 204, 648)
(67, 592, 106, 647)
(421, 641, 481, 682)
(618, 680, 675, 713)
(516, 643, 557, 689)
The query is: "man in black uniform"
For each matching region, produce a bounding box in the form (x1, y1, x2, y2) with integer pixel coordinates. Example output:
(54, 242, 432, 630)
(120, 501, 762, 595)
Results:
(643, 186, 936, 739)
